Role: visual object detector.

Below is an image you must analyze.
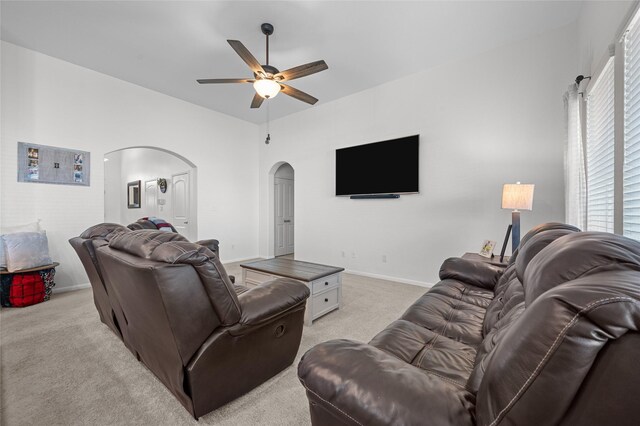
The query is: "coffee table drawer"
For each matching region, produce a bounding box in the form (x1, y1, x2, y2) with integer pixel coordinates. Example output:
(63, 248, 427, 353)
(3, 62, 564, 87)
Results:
(312, 287, 339, 317)
(311, 273, 340, 294)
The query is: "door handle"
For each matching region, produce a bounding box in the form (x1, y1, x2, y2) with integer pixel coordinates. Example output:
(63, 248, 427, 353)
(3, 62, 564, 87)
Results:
(184, 221, 189, 224)
(284, 220, 291, 223)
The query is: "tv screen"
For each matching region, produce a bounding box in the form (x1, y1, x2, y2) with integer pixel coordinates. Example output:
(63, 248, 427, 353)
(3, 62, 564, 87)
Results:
(335, 135, 419, 196)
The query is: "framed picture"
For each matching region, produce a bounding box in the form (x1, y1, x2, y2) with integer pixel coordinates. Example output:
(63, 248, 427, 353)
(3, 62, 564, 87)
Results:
(127, 180, 141, 208)
(479, 240, 496, 258)
(18, 142, 90, 186)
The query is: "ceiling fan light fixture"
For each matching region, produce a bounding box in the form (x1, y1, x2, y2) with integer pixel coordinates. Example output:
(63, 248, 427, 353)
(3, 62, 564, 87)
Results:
(253, 79, 281, 99)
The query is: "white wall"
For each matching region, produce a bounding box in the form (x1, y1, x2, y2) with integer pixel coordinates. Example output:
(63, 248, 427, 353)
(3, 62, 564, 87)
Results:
(577, 1, 637, 76)
(1, 42, 259, 291)
(258, 23, 578, 286)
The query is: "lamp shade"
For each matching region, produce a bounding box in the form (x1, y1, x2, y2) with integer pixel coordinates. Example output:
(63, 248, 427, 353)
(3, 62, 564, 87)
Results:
(502, 183, 535, 210)
(253, 79, 281, 99)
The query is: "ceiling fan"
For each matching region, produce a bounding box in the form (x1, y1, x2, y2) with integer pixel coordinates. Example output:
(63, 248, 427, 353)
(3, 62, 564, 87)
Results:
(197, 23, 328, 109)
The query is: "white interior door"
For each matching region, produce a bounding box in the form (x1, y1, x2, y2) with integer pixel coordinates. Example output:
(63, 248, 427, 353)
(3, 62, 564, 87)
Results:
(172, 172, 191, 239)
(144, 179, 157, 217)
(275, 177, 294, 256)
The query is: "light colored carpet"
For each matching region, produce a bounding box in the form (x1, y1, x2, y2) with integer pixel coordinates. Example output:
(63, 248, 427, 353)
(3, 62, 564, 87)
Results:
(0, 260, 428, 426)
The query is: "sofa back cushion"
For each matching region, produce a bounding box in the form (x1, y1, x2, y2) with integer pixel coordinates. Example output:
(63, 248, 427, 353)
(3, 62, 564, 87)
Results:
(109, 230, 241, 325)
(481, 225, 581, 338)
(469, 225, 582, 393)
(523, 231, 640, 306)
(79, 222, 130, 241)
(475, 232, 640, 425)
(507, 222, 580, 265)
(514, 228, 579, 283)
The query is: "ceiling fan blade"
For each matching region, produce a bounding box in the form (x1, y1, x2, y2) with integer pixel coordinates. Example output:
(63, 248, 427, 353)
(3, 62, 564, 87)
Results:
(280, 84, 319, 105)
(197, 78, 254, 84)
(250, 93, 264, 109)
(227, 40, 266, 75)
(275, 60, 328, 81)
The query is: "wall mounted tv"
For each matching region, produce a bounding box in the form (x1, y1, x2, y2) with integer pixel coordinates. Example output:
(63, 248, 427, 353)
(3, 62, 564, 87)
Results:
(335, 135, 419, 197)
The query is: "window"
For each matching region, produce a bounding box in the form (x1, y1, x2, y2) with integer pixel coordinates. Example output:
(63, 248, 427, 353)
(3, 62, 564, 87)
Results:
(586, 58, 615, 232)
(624, 12, 640, 240)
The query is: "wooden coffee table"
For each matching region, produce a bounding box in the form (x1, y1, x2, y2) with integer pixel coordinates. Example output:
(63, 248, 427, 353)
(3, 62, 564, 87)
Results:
(240, 258, 344, 326)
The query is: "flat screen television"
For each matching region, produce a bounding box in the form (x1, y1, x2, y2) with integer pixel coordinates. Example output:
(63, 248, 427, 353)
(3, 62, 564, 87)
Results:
(335, 135, 419, 196)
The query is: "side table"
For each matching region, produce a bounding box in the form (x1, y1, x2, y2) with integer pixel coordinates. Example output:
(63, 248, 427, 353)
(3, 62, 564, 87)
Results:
(462, 253, 510, 267)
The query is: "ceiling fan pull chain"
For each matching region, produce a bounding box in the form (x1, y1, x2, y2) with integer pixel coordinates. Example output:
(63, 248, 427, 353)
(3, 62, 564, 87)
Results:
(265, 103, 271, 144)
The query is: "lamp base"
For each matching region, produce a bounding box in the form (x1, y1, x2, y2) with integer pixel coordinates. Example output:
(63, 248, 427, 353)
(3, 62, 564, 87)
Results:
(512, 210, 521, 252)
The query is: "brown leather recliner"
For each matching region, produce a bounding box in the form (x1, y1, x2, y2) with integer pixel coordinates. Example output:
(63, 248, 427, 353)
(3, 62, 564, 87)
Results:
(298, 223, 640, 425)
(70, 224, 244, 353)
(92, 230, 309, 418)
(68, 223, 136, 353)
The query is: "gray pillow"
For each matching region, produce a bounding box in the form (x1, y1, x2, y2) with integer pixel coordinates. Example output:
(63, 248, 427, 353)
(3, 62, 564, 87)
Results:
(0, 221, 42, 270)
(3, 232, 52, 272)
(0, 238, 6, 270)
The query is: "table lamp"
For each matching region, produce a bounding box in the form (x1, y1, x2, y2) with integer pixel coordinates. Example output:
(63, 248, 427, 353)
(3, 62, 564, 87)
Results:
(501, 182, 534, 251)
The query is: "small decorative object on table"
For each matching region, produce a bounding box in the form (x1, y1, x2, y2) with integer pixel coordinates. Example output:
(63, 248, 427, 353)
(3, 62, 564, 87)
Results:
(479, 240, 496, 258)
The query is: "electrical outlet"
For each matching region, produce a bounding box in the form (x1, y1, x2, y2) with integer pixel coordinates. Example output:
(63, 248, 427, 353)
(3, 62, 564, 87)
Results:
(341, 251, 345, 257)
(382, 255, 387, 263)
(231, 244, 235, 250)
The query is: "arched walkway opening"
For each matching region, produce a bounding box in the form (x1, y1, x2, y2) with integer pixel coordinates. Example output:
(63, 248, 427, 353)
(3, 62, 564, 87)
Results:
(104, 146, 198, 240)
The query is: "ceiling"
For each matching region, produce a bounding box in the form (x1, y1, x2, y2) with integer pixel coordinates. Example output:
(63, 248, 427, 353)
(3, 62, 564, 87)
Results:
(1, 1, 584, 124)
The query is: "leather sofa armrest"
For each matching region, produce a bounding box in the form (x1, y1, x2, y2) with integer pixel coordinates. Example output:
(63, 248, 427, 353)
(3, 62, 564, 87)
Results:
(229, 278, 310, 335)
(194, 239, 235, 282)
(298, 340, 475, 426)
(439, 257, 503, 290)
(195, 239, 220, 253)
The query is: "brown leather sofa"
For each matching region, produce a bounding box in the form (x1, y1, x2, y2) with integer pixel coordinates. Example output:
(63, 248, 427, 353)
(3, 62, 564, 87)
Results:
(69, 223, 134, 350)
(69, 223, 240, 351)
(298, 223, 640, 425)
(70, 225, 310, 418)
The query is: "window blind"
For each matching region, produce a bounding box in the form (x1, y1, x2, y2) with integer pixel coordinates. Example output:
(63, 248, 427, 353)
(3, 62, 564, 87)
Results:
(586, 58, 615, 232)
(624, 11, 640, 240)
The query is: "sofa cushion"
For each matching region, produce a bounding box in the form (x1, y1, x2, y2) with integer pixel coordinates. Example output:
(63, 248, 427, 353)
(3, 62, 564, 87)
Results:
(523, 231, 640, 306)
(370, 319, 477, 387)
(401, 280, 492, 347)
(109, 230, 241, 325)
(79, 222, 130, 241)
(509, 222, 580, 265)
(515, 228, 580, 283)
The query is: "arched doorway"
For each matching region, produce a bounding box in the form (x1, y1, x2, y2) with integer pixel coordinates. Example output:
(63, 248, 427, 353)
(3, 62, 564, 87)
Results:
(104, 146, 198, 241)
(269, 162, 295, 258)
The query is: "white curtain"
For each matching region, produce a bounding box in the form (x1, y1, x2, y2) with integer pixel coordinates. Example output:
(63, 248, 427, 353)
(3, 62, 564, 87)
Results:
(563, 84, 587, 230)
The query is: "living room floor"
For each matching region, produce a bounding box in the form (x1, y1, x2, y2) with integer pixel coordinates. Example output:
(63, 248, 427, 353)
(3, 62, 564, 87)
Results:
(0, 260, 427, 425)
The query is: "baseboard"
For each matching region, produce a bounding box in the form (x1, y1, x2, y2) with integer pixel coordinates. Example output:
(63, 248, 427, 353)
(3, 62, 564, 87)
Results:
(344, 269, 433, 288)
(53, 282, 91, 294)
